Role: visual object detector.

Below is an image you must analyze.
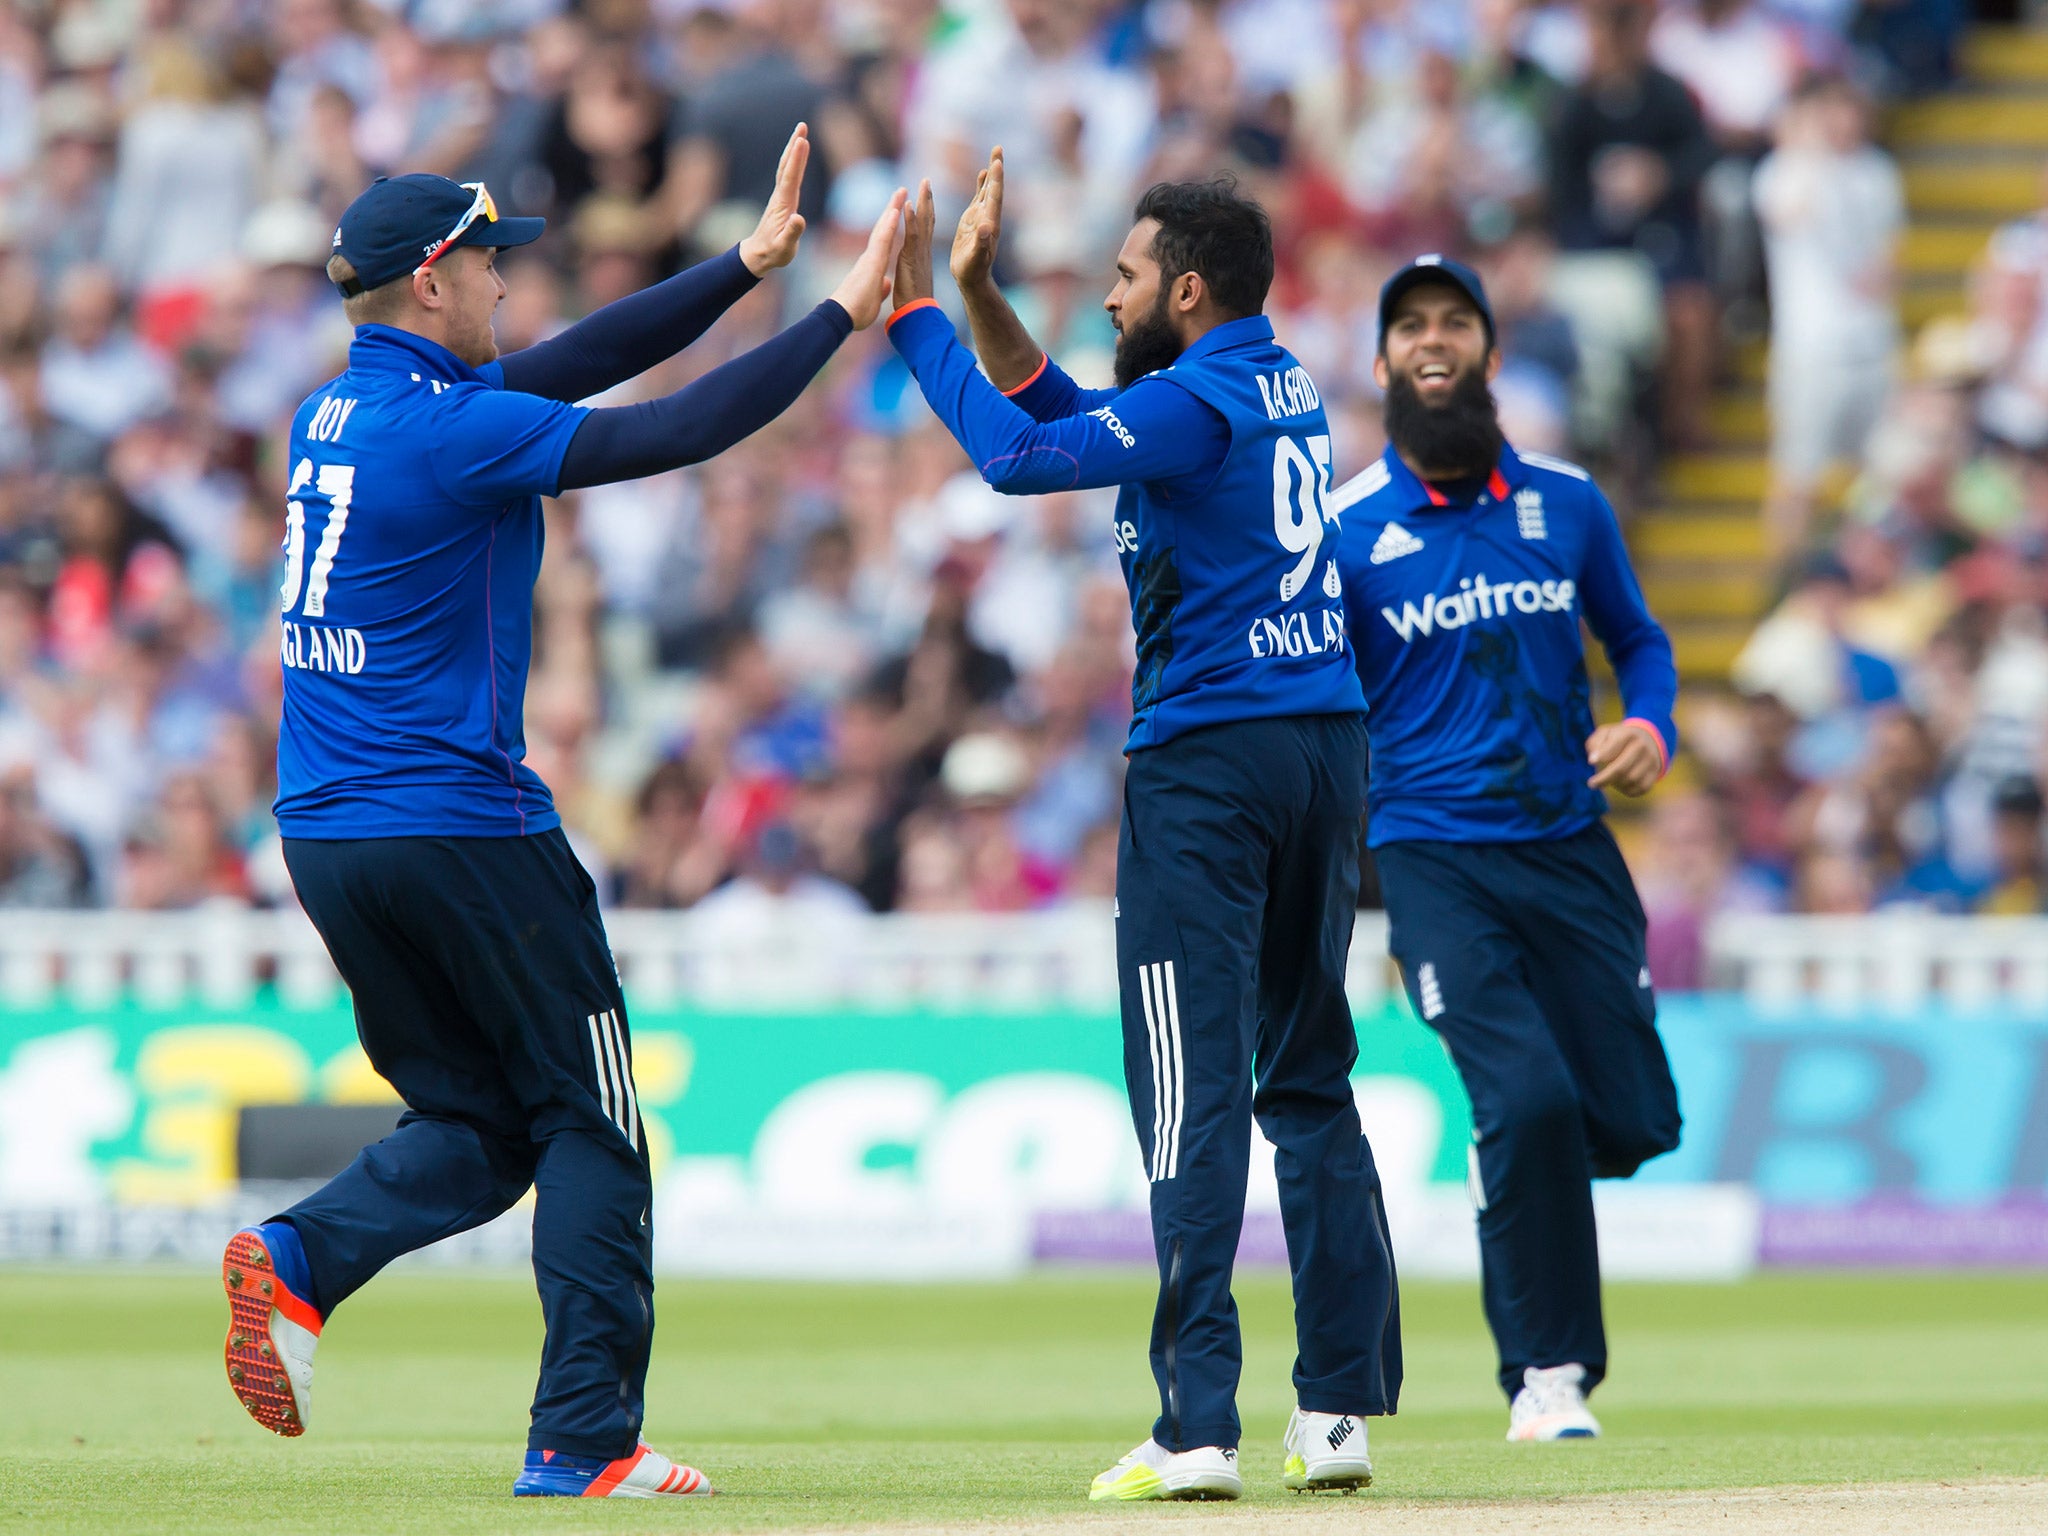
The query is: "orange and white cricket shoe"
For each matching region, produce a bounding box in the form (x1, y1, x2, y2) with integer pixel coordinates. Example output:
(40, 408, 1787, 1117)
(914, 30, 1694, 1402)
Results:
(221, 1224, 321, 1436)
(1506, 1362, 1602, 1441)
(513, 1443, 713, 1498)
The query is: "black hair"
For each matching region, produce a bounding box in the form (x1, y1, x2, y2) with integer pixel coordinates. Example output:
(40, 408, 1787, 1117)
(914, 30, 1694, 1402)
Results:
(1131, 178, 1274, 320)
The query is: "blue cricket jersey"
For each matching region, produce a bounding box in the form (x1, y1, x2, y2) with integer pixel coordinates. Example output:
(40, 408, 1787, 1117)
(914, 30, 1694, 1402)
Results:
(888, 303, 1362, 750)
(273, 325, 590, 838)
(1330, 443, 1677, 847)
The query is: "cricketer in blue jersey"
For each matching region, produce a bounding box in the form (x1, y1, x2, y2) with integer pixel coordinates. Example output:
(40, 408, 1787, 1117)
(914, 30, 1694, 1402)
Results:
(1329, 255, 1682, 1443)
(219, 138, 910, 1500)
(887, 157, 1399, 1501)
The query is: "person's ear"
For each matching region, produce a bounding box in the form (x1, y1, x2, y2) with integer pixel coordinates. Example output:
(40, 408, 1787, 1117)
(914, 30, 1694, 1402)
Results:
(1372, 352, 1389, 392)
(1175, 271, 1202, 315)
(411, 267, 442, 311)
(1484, 344, 1502, 384)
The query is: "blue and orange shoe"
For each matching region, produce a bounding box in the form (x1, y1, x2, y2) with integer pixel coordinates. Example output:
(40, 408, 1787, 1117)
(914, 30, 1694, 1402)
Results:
(513, 1444, 713, 1498)
(221, 1223, 321, 1437)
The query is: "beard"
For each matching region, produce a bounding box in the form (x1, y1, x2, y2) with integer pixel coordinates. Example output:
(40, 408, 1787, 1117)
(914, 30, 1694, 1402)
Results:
(1383, 363, 1504, 478)
(1112, 289, 1186, 389)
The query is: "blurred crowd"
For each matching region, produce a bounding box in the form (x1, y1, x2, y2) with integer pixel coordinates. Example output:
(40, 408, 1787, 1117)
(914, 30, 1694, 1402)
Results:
(1640, 120, 2048, 980)
(0, 0, 1994, 936)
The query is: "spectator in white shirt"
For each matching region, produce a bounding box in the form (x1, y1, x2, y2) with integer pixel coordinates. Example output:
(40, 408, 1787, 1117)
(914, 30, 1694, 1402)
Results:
(1753, 73, 1903, 551)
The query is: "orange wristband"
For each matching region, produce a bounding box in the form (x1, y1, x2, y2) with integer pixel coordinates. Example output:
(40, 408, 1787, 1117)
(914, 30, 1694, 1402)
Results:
(886, 296, 940, 329)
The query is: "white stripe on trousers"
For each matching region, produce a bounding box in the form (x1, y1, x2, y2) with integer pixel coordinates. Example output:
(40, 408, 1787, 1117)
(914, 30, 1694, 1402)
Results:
(1161, 961, 1184, 1180)
(1139, 961, 1183, 1182)
(587, 1010, 640, 1151)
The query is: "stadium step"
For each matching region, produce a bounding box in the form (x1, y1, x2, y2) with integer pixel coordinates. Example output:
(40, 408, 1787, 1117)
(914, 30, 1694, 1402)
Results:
(1634, 513, 1769, 563)
(1670, 624, 1752, 681)
(1706, 392, 1766, 448)
(1960, 25, 2048, 86)
(1636, 569, 1772, 622)
(1661, 453, 1769, 504)
(1893, 92, 2048, 151)
(1900, 221, 1995, 277)
(1902, 160, 2040, 221)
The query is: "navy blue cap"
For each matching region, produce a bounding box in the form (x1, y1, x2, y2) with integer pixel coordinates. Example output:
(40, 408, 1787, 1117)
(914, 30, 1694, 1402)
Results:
(1378, 253, 1495, 347)
(330, 174, 545, 295)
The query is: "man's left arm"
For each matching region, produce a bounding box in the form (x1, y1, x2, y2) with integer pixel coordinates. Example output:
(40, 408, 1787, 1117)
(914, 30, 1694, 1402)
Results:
(490, 246, 760, 402)
(492, 123, 816, 403)
(887, 300, 1226, 494)
(1578, 485, 1677, 796)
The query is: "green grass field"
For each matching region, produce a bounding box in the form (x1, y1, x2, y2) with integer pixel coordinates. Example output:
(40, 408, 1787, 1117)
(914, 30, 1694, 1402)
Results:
(0, 1269, 2042, 1534)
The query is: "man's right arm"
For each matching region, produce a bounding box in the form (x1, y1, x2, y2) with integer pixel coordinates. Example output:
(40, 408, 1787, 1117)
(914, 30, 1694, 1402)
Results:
(949, 144, 1116, 421)
(965, 276, 1117, 421)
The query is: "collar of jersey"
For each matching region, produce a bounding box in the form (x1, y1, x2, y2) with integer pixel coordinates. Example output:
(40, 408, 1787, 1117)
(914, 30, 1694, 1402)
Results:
(348, 323, 487, 386)
(1378, 440, 1528, 514)
(1166, 313, 1275, 369)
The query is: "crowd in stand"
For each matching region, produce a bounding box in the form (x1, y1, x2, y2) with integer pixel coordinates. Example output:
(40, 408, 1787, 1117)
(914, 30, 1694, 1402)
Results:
(0, 0, 2018, 952)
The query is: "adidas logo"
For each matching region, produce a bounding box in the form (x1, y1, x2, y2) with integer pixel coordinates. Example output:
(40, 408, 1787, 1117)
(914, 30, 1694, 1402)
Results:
(1325, 1418, 1356, 1450)
(1368, 522, 1424, 565)
(1417, 962, 1445, 1021)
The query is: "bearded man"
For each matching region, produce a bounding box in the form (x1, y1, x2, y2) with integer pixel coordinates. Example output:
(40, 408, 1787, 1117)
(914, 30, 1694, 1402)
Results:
(1332, 254, 1682, 1442)
(885, 154, 1402, 1501)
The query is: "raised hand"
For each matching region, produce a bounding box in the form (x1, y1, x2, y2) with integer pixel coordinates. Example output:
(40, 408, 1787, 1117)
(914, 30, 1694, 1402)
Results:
(950, 147, 1004, 291)
(829, 187, 910, 329)
(891, 179, 938, 311)
(739, 123, 811, 276)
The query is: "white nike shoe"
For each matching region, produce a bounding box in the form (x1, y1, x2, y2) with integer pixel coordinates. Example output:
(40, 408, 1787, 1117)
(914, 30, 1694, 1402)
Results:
(1282, 1407, 1373, 1491)
(1088, 1438, 1242, 1501)
(1506, 1363, 1602, 1441)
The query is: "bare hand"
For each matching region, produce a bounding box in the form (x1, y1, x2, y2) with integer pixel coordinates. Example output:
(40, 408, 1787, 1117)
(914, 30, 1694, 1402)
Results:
(950, 147, 1004, 291)
(739, 123, 810, 276)
(829, 187, 910, 329)
(1586, 723, 1664, 796)
(892, 178, 937, 310)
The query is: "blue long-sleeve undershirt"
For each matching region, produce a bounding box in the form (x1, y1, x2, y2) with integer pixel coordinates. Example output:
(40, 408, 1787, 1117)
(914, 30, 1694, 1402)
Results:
(886, 302, 1228, 496)
(1577, 491, 1679, 764)
(491, 245, 759, 403)
(555, 301, 852, 490)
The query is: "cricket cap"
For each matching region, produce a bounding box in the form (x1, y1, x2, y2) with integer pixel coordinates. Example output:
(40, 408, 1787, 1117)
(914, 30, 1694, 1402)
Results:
(1378, 253, 1496, 348)
(330, 175, 545, 297)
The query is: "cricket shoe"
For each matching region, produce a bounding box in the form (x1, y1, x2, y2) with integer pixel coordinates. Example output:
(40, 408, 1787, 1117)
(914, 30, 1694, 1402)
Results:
(1282, 1408, 1373, 1491)
(222, 1223, 320, 1436)
(513, 1443, 712, 1498)
(1506, 1363, 1602, 1441)
(1088, 1439, 1241, 1501)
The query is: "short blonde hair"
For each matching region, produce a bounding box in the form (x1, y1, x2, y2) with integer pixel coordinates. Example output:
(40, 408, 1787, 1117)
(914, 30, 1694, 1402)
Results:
(325, 254, 411, 327)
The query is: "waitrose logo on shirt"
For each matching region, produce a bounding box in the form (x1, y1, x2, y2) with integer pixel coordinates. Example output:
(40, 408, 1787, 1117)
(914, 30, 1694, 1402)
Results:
(1380, 575, 1577, 643)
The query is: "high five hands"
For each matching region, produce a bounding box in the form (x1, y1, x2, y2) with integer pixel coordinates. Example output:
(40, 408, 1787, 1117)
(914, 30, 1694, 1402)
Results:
(829, 188, 909, 330)
(951, 147, 1005, 291)
(739, 122, 907, 329)
(739, 124, 812, 277)
(891, 148, 1009, 311)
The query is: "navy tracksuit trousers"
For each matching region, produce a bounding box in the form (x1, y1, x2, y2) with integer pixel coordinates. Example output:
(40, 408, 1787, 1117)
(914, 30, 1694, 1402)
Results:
(1375, 824, 1681, 1400)
(278, 830, 652, 1460)
(1116, 713, 1402, 1452)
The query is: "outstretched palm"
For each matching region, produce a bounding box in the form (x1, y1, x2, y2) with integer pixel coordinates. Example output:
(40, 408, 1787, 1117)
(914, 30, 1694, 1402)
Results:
(740, 124, 811, 276)
(951, 147, 1004, 289)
